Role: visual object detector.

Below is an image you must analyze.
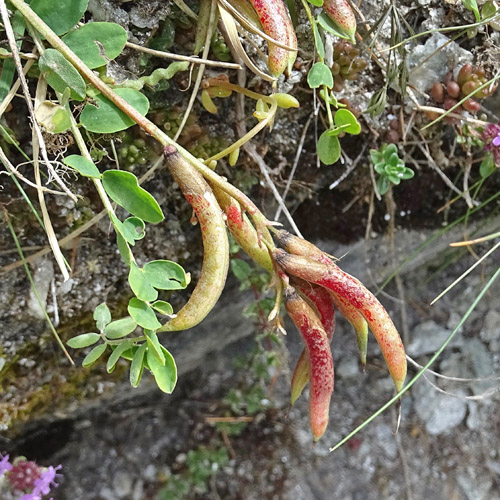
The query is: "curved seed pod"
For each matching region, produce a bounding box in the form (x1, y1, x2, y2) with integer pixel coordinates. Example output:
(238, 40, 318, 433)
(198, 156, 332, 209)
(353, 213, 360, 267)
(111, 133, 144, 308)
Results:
(275, 229, 367, 366)
(274, 229, 333, 264)
(284, 286, 334, 442)
(247, 0, 297, 77)
(274, 249, 407, 392)
(159, 147, 229, 332)
(322, 0, 357, 43)
(329, 291, 367, 368)
(212, 185, 273, 272)
(289, 277, 335, 405)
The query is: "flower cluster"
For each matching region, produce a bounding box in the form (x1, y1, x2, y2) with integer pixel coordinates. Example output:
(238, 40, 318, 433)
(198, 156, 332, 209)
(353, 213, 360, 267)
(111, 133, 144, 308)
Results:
(0, 454, 61, 500)
(481, 122, 500, 166)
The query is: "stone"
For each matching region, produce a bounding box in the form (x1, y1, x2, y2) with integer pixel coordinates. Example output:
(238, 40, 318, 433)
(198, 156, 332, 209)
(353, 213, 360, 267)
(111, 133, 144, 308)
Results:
(27, 258, 54, 320)
(480, 310, 500, 345)
(414, 377, 467, 435)
(112, 470, 133, 498)
(407, 320, 463, 357)
(407, 33, 472, 94)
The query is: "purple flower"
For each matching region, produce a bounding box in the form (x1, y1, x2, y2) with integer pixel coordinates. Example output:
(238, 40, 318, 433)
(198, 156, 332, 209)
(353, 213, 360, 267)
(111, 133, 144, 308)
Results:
(32, 465, 62, 496)
(0, 453, 13, 475)
(482, 122, 500, 166)
(18, 493, 42, 500)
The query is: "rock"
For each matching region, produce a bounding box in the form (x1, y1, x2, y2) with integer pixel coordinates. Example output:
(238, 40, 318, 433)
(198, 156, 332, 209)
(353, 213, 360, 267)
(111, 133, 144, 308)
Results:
(462, 338, 495, 395)
(407, 33, 472, 94)
(414, 377, 467, 435)
(456, 469, 493, 500)
(112, 470, 133, 498)
(336, 358, 360, 379)
(407, 320, 463, 357)
(27, 258, 54, 319)
(480, 310, 500, 350)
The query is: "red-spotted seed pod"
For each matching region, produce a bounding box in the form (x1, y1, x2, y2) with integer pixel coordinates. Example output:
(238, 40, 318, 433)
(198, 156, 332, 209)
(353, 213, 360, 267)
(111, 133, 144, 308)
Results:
(284, 285, 334, 442)
(289, 277, 336, 405)
(274, 249, 407, 393)
(322, 0, 357, 43)
(247, 0, 297, 77)
(159, 147, 229, 332)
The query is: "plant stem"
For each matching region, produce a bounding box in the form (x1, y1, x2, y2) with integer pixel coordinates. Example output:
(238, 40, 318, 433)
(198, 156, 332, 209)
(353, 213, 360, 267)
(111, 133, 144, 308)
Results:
(8, 0, 267, 223)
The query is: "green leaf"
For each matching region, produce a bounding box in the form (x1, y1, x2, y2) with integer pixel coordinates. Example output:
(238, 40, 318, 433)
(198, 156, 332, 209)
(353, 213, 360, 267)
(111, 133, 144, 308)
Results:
(387, 174, 401, 185)
(101, 170, 164, 223)
(148, 346, 177, 393)
(312, 21, 325, 59)
(104, 316, 138, 339)
(230, 258, 252, 281)
(151, 300, 174, 315)
(123, 217, 145, 240)
(307, 0, 324, 5)
(374, 162, 386, 175)
(145, 330, 165, 365)
(317, 13, 353, 41)
(480, 154, 496, 178)
(62, 22, 128, 69)
(67, 332, 100, 348)
(94, 302, 111, 331)
(34, 102, 71, 134)
(117, 233, 133, 266)
(63, 154, 101, 178)
(307, 62, 333, 89)
(377, 175, 390, 195)
(401, 167, 415, 180)
(128, 298, 162, 329)
(82, 342, 107, 367)
(129, 262, 158, 302)
(80, 88, 149, 133)
(143, 260, 189, 290)
(130, 344, 147, 387)
(38, 49, 86, 101)
(317, 131, 341, 165)
(366, 87, 387, 117)
(31, 0, 88, 36)
(462, 0, 481, 21)
(110, 213, 136, 246)
(370, 149, 383, 165)
(106, 340, 135, 373)
(334, 109, 361, 135)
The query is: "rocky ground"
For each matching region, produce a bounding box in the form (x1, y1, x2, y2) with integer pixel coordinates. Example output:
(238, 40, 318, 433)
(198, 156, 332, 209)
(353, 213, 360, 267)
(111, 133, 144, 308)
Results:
(1, 0, 500, 499)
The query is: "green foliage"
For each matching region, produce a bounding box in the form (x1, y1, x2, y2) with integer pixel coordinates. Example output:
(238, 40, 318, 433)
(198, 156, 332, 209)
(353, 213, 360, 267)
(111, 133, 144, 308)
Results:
(462, 0, 480, 22)
(62, 22, 128, 69)
(307, 62, 333, 89)
(157, 447, 229, 500)
(39, 49, 86, 101)
(80, 88, 150, 133)
(101, 170, 164, 223)
(30, 0, 88, 36)
(63, 155, 101, 178)
(370, 143, 414, 195)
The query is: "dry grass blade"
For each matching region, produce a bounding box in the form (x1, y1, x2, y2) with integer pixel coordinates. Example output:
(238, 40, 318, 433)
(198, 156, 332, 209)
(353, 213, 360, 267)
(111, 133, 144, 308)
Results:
(218, 0, 298, 51)
(430, 240, 500, 305)
(173, 0, 198, 19)
(33, 77, 70, 281)
(0, 0, 77, 202)
(125, 42, 242, 70)
(0, 147, 68, 195)
(174, 0, 218, 141)
(0, 57, 35, 118)
(218, 4, 275, 82)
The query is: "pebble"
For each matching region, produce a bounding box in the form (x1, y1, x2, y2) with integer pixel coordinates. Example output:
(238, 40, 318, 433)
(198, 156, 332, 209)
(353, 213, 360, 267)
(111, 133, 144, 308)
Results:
(407, 320, 463, 357)
(414, 377, 467, 435)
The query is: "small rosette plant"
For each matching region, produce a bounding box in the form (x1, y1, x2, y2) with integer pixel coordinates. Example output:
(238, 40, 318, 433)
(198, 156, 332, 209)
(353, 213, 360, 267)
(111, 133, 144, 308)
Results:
(370, 143, 414, 195)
